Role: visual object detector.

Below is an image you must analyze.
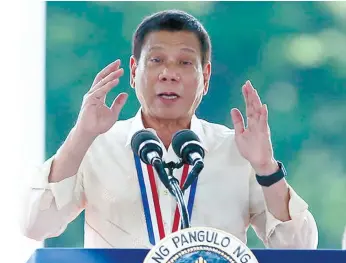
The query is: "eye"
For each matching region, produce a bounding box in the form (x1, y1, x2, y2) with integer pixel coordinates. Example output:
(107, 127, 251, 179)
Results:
(150, 57, 162, 63)
(180, 60, 192, 66)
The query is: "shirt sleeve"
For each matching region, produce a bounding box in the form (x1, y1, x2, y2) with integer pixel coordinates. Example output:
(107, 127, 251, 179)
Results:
(248, 169, 318, 249)
(342, 227, 346, 249)
(20, 155, 86, 241)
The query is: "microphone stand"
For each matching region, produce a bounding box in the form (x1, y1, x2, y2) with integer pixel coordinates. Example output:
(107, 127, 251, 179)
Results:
(182, 160, 204, 191)
(167, 160, 204, 228)
(166, 164, 190, 229)
(152, 160, 190, 229)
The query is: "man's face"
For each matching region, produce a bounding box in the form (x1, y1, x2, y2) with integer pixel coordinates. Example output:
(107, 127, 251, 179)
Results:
(130, 30, 211, 121)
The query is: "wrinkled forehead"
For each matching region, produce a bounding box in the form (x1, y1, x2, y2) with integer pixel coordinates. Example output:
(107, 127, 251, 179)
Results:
(141, 31, 202, 58)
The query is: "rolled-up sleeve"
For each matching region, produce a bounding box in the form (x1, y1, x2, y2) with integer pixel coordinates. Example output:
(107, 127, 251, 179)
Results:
(20, 155, 86, 241)
(249, 171, 318, 249)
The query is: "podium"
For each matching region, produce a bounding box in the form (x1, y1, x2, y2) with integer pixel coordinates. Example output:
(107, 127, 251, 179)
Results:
(27, 248, 346, 263)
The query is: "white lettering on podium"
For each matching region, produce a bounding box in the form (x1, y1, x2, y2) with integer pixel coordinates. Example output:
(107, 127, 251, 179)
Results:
(233, 245, 252, 263)
(151, 245, 170, 262)
(172, 230, 231, 248)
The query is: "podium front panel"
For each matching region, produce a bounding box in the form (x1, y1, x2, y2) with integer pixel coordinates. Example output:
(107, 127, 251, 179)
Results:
(26, 248, 346, 263)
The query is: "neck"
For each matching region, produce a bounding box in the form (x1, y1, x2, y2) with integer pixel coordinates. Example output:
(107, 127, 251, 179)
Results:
(142, 112, 192, 149)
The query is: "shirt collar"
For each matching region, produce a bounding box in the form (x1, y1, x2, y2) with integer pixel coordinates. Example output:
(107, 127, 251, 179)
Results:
(125, 108, 209, 153)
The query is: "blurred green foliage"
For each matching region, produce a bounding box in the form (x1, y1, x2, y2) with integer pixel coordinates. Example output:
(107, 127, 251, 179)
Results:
(45, 1, 346, 249)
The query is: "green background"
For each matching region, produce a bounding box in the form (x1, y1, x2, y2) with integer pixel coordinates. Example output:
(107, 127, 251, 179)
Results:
(45, 1, 346, 249)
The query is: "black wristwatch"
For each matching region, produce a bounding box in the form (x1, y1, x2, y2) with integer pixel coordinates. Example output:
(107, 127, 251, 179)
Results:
(255, 161, 287, 187)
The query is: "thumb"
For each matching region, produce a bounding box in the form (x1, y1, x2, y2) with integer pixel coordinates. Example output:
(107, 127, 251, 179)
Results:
(230, 108, 245, 135)
(111, 92, 128, 120)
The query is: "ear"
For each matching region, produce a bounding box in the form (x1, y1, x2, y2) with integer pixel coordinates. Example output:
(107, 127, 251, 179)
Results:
(129, 55, 138, 89)
(202, 61, 211, 95)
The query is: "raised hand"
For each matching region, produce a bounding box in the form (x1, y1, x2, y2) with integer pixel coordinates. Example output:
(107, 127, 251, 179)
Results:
(75, 59, 128, 138)
(230, 80, 278, 175)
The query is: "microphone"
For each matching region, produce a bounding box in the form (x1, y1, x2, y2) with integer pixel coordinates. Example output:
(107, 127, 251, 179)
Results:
(172, 129, 205, 165)
(131, 129, 170, 190)
(172, 129, 205, 191)
(131, 129, 163, 166)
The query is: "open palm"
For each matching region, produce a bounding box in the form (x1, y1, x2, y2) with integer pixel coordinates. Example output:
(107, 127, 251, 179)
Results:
(231, 81, 277, 175)
(76, 59, 128, 137)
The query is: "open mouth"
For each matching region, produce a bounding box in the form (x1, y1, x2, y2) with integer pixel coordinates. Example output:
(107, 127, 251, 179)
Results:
(158, 92, 180, 100)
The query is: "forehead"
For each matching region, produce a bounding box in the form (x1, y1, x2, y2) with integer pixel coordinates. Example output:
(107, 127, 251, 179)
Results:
(141, 31, 201, 56)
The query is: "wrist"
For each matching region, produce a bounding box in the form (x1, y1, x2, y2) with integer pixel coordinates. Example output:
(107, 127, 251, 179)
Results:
(72, 125, 98, 145)
(255, 161, 287, 187)
(252, 158, 279, 176)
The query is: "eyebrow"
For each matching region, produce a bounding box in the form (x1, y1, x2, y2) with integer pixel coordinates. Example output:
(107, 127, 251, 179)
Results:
(148, 46, 197, 54)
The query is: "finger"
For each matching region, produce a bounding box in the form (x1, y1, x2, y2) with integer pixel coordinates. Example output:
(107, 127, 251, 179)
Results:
(259, 104, 269, 132)
(89, 68, 124, 93)
(91, 59, 121, 87)
(111, 93, 128, 120)
(249, 90, 262, 121)
(89, 78, 120, 100)
(243, 83, 255, 118)
(230, 108, 245, 135)
(246, 81, 262, 114)
(253, 90, 262, 108)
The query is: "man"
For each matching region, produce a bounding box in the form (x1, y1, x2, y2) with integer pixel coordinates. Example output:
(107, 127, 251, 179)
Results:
(21, 10, 318, 248)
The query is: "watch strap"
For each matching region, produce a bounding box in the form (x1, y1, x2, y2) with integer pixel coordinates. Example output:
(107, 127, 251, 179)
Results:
(255, 161, 287, 187)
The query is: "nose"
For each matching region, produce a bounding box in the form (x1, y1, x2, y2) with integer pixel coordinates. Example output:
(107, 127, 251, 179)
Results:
(158, 67, 181, 83)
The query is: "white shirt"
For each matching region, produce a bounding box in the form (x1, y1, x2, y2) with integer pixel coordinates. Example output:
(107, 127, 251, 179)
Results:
(21, 109, 318, 249)
(343, 227, 346, 249)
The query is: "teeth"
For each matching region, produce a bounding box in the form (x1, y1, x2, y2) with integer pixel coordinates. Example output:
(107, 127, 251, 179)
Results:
(161, 95, 178, 100)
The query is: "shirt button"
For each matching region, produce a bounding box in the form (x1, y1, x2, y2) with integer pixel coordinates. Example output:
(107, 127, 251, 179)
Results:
(163, 189, 168, 195)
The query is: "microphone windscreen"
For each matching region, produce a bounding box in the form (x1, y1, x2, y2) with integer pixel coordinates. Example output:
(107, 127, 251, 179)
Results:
(131, 129, 160, 156)
(172, 129, 201, 158)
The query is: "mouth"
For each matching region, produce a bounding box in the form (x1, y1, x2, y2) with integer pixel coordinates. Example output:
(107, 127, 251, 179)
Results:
(157, 92, 180, 100)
